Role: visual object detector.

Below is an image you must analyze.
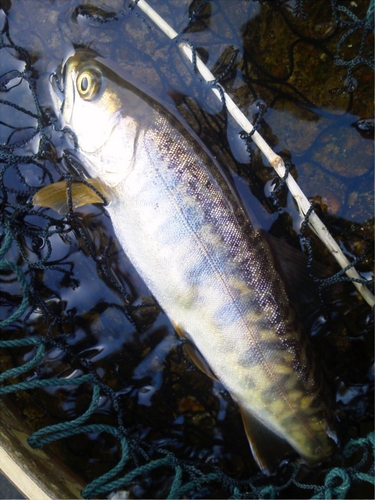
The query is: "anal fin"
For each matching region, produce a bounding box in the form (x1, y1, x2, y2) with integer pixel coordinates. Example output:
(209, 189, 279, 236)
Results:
(173, 322, 295, 473)
(240, 408, 296, 475)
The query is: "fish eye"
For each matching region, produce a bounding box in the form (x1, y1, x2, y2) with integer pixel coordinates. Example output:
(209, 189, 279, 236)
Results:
(76, 69, 102, 101)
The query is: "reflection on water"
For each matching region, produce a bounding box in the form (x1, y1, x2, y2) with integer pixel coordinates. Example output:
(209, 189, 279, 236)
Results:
(0, 0, 373, 498)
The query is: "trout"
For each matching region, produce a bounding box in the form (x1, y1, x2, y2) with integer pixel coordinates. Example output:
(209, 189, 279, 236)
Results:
(34, 49, 337, 471)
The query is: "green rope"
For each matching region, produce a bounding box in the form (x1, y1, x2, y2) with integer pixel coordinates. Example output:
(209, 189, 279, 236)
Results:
(260, 485, 277, 499)
(0, 226, 12, 259)
(0, 4, 374, 499)
(80, 426, 130, 498)
(317, 468, 351, 499)
(0, 225, 31, 327)
(343, 432, 374, 458)
(168, 464, 183, 499)
(85, 455, 173, 497)
(0, 374, 94, 395)
(367, 0, 374, 26)
(166, 471, 221, 499)
(28, 379, 99, 447)
(0, 343, 45, 383)
(0, 259, 30, 328)
(355, 471, 375, 484)
(0, 337, 40, 348)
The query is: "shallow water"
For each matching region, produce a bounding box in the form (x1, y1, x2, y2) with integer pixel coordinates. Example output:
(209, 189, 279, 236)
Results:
(0, 471, 25, 499)
(0, 0, 373, 498)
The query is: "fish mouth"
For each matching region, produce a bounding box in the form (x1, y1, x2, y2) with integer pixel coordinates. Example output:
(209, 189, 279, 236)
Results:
(49, 64, 65, 115)
(49, 48, 78, 126)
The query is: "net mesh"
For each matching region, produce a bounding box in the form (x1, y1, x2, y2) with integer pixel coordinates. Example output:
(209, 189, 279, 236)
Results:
(0, 1, 374, 498)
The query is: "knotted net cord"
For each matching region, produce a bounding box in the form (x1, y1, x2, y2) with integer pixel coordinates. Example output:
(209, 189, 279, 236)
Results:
(0, 2, 374, 498)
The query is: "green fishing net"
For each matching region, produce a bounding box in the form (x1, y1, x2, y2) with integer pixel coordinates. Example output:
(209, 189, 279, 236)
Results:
(0, 1, 374, 498)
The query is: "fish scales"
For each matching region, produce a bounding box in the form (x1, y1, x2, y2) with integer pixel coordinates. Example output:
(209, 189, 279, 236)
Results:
(108, 109, 333, 462)
(38, 50, 337, 469)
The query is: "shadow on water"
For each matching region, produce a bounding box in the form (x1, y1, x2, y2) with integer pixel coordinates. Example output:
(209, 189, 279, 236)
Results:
(0, 0, 373, 498)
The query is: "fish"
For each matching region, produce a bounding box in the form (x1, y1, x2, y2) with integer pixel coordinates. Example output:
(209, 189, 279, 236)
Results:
(33, 49, 338, 472)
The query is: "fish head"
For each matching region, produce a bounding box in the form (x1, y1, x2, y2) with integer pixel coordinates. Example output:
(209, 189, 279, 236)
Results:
(57, 49, 145, 188)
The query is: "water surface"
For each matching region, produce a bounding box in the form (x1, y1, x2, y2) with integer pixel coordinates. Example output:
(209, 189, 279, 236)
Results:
(0, 1, 373, 498)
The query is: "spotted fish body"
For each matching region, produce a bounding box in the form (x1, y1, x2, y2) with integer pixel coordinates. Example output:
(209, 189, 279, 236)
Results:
(46, 50, 337, 468)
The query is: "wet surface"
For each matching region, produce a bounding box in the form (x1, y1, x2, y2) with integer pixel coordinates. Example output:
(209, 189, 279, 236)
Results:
(0, 472, 25, 500)
(0, 1, 373, 498)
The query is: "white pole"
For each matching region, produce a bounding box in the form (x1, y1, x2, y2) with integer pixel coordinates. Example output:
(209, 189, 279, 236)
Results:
(135, 0, 374, 308)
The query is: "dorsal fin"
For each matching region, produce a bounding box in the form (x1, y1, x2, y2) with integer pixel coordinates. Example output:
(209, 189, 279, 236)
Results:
(32, 179, 110, 214)
(264, 232, 329, 327)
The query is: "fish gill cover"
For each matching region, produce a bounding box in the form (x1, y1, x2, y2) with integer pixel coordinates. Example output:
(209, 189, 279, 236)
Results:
(0, 1, 374, 499)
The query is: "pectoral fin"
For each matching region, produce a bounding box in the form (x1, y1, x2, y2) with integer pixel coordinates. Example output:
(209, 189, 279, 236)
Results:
(32, 179, 110, 214)
(240, 408, 295, 474)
